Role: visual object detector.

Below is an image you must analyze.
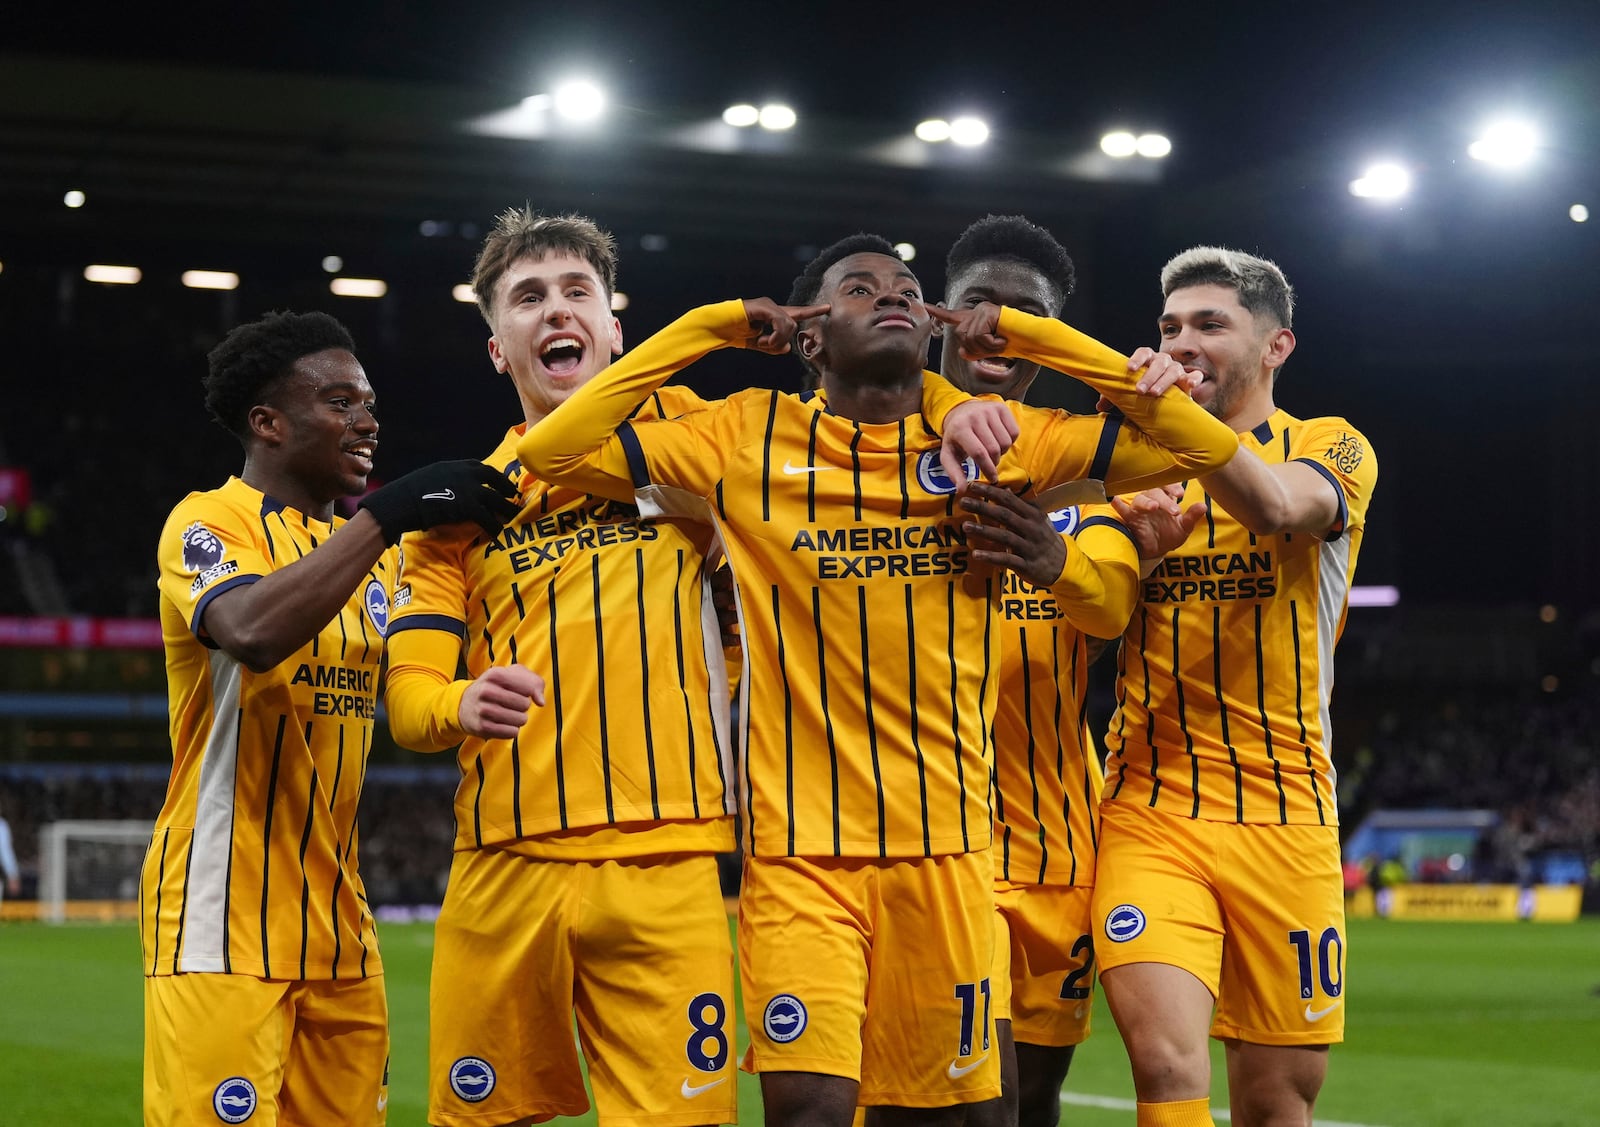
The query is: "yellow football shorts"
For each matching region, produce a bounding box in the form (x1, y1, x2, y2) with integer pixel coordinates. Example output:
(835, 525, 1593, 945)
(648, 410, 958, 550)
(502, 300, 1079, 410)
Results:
(992, 881, 1097, 1047)
(143, 972, 388, 1127)
(1092, 801, 1346, 1045)
(739, 852, 1001, 1107)
(428, 847, 736, 1127)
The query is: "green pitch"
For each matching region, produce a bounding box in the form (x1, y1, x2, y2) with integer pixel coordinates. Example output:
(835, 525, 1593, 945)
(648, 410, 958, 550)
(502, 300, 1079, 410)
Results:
(3, 917, 1597, 1125)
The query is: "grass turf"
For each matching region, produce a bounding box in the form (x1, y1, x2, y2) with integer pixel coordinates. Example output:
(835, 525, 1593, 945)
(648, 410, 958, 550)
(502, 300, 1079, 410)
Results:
(2, 917, 1597, 1125)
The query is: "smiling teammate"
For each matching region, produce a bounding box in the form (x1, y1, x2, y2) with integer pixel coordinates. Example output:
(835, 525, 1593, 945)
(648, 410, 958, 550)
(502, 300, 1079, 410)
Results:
(517, 234, 1237, 1126)
(1095, 248, 1378, 1127)
(931, 215, 1149, 1127)
(142, 310, 520, 1127)
(383, 209, 740, 1127)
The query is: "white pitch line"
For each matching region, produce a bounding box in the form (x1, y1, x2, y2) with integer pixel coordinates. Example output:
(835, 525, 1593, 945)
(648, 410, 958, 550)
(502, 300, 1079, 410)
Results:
(1061, 1091, 1392, 1127)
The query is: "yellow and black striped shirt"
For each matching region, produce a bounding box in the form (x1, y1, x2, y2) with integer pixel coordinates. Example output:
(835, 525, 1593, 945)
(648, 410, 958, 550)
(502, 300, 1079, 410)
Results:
(992, 502, 1137, 885)
(384, 402, 736, 859)
(142, 477, 393, 980)
(1105, 409, 1378, 825)
(518, 301, 1237, 859)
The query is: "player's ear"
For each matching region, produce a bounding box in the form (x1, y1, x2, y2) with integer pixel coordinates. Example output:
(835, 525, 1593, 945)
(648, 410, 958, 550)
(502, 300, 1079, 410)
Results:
(246, 403, 283, 445)
(796, 325, 823, 363)
(607, 314, 624, 357)
(1264, 326, 1296, 370)
(487, 333, 509, 374)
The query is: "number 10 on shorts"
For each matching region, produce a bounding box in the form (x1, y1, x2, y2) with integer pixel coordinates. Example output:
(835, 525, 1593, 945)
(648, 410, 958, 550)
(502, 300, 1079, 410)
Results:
(954, 978, 992, 1057)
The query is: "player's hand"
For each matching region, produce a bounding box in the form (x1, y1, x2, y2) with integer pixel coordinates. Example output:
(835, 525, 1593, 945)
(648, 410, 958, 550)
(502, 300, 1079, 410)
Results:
(926, 301, 1007, 359)
(1128, 347, 1204, 396)
(358, 460, 522, 545)
(4, 877, 17, 896)
(1111, 483, 1207, 560)
(459, 665, 546, 740)
(710, 563, 740, 649)
(961, 481, 1066, 588)
(940, 400, 1018, 489)
(739, 298, 830, 354)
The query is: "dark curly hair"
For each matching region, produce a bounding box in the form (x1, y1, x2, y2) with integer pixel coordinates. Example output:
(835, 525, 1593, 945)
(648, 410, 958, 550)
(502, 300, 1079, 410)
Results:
(944, 214, 1076, 314)
(204, 310, 357, 442)
(788, 233, 909, 389)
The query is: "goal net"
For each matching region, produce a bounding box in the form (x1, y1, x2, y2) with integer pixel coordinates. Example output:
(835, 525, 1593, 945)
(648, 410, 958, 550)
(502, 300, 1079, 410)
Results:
(38, 820, 154, 923)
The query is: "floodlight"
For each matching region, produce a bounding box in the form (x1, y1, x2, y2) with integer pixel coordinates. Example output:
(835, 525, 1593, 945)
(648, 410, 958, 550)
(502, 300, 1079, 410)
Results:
(723, 104, 759, 127)
(330, 277, 388, 298)
(610, 290, 630, 311)
(1136, 133, 1172, 158)
(1467, 119, 1537, 167)
(322, 255, 344, 273)
(1348, 163, 1411, 200)
(553, 80, 606, 122)
(63, 190, 86, 208)
(1100, 131, 1138, 158)
(83, 264, 141, 285)
(915, 119, 952, 143)
(758, 104, 797, 131)
(452, 284, 476, 304)
(893, 242, 917, 262)
(1570, 204, 1589, 223)
(181, 270, 239, 291)
(949, 116, 989, 147)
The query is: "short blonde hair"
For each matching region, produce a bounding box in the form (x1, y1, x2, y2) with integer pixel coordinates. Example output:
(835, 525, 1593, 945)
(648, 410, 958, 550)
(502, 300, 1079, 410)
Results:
(1160, 246, 1294, 329)
(470, 207, 619, 326)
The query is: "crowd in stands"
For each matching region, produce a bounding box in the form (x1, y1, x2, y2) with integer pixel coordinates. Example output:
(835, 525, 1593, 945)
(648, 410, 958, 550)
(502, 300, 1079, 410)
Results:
(2, 683, 1596, 906)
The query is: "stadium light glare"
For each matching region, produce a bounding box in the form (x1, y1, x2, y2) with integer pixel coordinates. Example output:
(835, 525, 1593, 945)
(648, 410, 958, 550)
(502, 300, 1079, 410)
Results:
(1348, 162, 1411, 201)
(1571, 204, 1589, 223)
(915, 119, 952, 143)
(758, 103, 797, 131)
(181, 270, 239, 291)
(552, 80, 606, 122)
(1100, 131, 1138, 158)
(893, 242, 917, 263)
(1467, 119, 1538, 167)
(452, 284, 476, 304)
(722, 104, 760, 127)
(330, 277, 388, 299)
(321, 255, 344, 273)
(1135, 132, 1172, 158)
(63, 189, 86, 208)
(610, 290, 630, 311)
(83, 264, 141, 285)
(949, 116, 989, 147)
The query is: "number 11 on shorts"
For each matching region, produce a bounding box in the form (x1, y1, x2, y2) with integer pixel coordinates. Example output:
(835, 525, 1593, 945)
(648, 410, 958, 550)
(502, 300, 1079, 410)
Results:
(954, 978, 992, 1057)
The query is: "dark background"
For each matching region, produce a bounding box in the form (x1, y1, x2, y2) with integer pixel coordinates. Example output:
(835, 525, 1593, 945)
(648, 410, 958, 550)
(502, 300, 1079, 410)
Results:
(3, 0, 1600, 610)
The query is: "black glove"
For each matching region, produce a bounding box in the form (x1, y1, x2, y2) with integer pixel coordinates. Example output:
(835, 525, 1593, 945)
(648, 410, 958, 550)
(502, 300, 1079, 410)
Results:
(358, 460, 521, 545)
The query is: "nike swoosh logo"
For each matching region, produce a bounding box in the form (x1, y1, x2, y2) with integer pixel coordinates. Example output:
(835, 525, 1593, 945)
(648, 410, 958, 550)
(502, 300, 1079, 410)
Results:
(781, 460, 835, 475)
(1304, 999, 1343, 1021)
(947, 1054, 989, 1079)
(681, 1076, 727, 1098)
(422, 489, 456, 501)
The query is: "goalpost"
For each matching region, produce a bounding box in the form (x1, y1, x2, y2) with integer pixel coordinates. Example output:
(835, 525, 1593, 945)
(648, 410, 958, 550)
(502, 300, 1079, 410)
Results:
(37, 820, 154, 924)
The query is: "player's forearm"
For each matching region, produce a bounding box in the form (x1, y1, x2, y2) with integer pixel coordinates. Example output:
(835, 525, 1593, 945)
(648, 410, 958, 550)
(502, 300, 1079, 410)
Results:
(202, 511, 389, 673)
(518, 301, 747, 492)
(384, 631, 472, 752)
(1198, 446, 1333, 536)
(1051, 547, 1139, 639)
(997, 307, 1238, 480)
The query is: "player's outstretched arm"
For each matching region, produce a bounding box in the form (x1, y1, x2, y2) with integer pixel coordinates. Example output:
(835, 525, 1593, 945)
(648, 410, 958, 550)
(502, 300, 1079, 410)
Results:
(1122, 345, 1341, 536)
(202, 461, 520, 673)
(517, 299, 827, 499)
(928, 303, 1237, 490)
